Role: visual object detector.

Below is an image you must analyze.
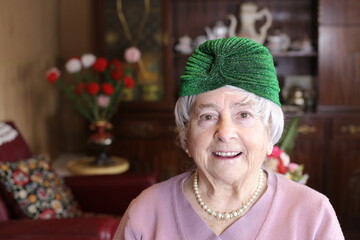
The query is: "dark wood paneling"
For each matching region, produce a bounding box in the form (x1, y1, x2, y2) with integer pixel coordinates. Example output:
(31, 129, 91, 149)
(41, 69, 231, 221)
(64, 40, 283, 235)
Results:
(291, 117, 326, 192)
(318, 26, 360, 108)
(320, 0, 360, 25)
(328, 138, 360, 230)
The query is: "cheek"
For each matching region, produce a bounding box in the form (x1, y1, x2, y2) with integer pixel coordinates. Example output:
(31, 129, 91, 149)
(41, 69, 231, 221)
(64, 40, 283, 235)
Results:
(243, 127, 271, 156)
(187, 124, 212, 157)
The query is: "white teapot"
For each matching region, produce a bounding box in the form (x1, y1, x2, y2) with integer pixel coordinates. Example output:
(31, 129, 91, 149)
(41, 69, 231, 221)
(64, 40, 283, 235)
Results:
(267, 31, 291, 53)
(205, 21, 229, 40)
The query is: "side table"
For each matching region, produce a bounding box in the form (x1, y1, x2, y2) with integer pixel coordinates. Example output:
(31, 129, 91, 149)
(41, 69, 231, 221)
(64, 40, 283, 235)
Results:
(53, 154, 129, 177)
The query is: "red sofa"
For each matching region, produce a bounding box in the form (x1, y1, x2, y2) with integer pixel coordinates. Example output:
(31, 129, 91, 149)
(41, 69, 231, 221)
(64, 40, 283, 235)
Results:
(0, 121, 157, 240)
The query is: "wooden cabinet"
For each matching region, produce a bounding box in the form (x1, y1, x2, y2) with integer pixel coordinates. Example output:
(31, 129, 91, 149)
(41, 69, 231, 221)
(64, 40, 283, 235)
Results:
(318, 1, 360, 236)
(328, 117, 360, 236)
(318, 26, 360, 109)
(319, 0, 360, 25)
(291, 117, 326, 192)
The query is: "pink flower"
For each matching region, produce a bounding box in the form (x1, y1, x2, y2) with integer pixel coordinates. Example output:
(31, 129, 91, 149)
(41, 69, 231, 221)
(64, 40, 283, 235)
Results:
(269, 146, 282, 158)
(124, 47, 141, 63)
(65, 58, 82, 73)
(45, 67, 61, 83)
(96, 95, 110, 108)
(39, 209, 56, 219)
(288, 163, 300, 172)
(81, 53, 96, 68)
(13, 169, 30, 186)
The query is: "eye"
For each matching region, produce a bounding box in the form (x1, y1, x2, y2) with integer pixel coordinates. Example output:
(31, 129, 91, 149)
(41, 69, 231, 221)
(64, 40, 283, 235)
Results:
(200, 114, 214, 121)
(240, 112, 249, 118)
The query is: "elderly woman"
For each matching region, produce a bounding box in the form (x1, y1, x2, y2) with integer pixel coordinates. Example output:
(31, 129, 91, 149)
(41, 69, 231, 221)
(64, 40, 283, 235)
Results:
(114, 37, 344, 239)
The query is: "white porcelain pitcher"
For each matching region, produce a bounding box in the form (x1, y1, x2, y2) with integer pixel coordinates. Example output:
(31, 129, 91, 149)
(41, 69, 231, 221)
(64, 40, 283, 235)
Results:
(228, 3, 272, 44)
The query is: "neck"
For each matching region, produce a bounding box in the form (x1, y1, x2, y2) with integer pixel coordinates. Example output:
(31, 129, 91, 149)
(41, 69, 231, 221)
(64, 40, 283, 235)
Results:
(198, 169, 261, 203)
(193, 169, 265, 220)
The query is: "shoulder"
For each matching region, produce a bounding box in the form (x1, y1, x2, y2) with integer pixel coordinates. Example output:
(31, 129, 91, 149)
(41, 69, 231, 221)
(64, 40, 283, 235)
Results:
(272, 171, 326, 203)
(127, 171, 191, 214)
(116, 172, 191, 238)
(265, 172, 344, 239)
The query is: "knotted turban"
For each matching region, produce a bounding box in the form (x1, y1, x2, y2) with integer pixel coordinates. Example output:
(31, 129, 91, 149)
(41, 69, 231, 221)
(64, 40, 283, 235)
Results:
(179, 37, 281, 106)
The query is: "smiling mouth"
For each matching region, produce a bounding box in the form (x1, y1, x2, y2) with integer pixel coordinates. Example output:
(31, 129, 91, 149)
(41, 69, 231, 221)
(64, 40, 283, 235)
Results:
(213, 151, 242, 158)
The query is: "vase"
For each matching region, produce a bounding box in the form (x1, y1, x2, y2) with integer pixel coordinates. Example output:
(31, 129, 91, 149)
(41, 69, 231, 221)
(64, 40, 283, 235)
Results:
(88, 121, 114, 166)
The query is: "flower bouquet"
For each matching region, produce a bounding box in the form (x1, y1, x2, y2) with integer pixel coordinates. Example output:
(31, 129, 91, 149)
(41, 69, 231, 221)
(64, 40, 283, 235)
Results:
(45, 54, 136, 166)
(45, 53, 135, 124)
(263, 117, 309, 184)
(263, 146, 309, 184)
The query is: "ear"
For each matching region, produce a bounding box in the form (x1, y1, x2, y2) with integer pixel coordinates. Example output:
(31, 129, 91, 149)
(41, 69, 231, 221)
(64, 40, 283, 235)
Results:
(267, 144, 274, 155)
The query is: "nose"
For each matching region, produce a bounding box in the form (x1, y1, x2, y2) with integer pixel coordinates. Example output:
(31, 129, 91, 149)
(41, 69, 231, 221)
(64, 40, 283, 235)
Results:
(214, 116, 238, 143)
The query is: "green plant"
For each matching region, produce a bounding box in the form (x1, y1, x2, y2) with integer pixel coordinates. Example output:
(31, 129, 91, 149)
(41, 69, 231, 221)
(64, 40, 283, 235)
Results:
(278, 117, 300, 155)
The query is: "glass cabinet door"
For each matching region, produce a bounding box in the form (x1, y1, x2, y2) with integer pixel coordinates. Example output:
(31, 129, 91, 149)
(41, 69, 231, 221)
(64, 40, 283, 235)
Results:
(96, 0, 174, 111)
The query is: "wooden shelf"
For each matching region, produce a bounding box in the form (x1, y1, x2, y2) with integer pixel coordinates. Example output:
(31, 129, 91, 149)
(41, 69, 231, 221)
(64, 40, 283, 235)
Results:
(272, 51, 317, 57)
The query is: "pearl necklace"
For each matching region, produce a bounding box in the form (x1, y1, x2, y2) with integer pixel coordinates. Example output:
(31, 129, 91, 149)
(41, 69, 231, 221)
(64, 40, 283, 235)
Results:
(193, 170, 264, 220)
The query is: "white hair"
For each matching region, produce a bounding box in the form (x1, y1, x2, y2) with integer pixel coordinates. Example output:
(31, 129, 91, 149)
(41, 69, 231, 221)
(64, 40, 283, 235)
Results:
(174, 86, 284, 150)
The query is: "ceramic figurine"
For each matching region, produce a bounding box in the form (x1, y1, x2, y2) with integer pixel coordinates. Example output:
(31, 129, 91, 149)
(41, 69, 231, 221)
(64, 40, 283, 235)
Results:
(175, 35, 193, 54)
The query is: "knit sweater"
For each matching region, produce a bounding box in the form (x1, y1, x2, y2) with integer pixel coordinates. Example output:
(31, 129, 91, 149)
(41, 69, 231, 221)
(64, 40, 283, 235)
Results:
(114, 170, 344, 240)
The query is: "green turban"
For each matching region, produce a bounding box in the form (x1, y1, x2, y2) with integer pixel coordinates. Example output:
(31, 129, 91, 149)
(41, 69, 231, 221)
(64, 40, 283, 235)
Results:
(179, 37, 281, 106)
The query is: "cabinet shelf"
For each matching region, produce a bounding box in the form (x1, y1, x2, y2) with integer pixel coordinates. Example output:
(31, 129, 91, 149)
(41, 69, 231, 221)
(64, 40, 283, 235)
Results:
(272, 51, 317, 57)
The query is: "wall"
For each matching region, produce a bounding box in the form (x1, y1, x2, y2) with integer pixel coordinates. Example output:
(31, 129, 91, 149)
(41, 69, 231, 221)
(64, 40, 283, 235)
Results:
(0, 0, 60, 155)
(0, 0, 96, 157)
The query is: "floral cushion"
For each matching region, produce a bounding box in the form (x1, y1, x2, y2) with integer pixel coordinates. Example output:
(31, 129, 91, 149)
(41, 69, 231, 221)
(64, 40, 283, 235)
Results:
(0, 156, 81, 219)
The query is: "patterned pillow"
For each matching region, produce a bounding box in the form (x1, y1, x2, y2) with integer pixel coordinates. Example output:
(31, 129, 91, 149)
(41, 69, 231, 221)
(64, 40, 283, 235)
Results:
(0, 156, 81, 219)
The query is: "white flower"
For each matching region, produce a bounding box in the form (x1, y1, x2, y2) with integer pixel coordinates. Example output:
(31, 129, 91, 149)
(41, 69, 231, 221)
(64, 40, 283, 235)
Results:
(124, 47, 141, 63)
(28, 204, 37, 213)
(18, 190, 27, 199)
(280, 151, 290, 166)
(81, 53, 96, 68)
(51, 199, 63, 212)
(65, 58, 82, 73)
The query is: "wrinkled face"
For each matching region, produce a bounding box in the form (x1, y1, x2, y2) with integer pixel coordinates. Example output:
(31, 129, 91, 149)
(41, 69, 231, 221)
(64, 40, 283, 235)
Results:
(187, 87, 272, 184)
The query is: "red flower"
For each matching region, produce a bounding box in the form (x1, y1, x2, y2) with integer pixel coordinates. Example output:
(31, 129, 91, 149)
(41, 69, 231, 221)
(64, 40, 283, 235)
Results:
(45, 67, 61, 83)
(110, 59, 122, 69)
(39, 209, 56, 219)
(75, 82, 86, 95)
(277, 160, 288, 174)
(101, 83, 115, 95)
(86, 82, 100, 95)
(111, 69, 124, 80)
(13, 169, 30, 186)
(92, 57, 108, 72)
(123, 76, 135, 88)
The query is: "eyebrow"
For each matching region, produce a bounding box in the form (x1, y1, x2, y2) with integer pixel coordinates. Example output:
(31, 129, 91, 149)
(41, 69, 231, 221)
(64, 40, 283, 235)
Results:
(194, 102, 251, 112)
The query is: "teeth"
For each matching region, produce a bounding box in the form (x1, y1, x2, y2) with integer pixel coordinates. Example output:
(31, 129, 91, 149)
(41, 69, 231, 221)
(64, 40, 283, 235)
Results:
(215, 152, 240, 157)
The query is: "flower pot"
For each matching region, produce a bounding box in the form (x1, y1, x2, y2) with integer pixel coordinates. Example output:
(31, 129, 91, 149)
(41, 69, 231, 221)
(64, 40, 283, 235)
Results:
(88, 121, 114, 166)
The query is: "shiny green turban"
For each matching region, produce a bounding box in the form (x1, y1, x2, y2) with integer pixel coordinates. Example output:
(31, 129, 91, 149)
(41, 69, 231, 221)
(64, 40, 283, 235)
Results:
(179, 37, 281, 106)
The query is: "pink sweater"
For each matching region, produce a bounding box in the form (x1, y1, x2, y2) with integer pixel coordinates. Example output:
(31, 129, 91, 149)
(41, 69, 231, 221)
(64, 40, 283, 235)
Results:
(114, 170, 344, 239)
